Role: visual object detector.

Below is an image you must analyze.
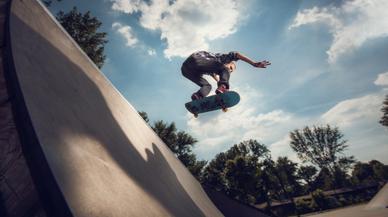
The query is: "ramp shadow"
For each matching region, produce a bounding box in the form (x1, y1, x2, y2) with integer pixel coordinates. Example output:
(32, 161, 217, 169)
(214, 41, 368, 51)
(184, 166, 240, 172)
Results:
(9, 14, 209, 217)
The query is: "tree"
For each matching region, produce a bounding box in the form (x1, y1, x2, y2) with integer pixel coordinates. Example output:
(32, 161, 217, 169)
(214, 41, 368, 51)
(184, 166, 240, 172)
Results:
(259, 159, 279, 214)
(56, 7, 108, 68)
(369, 160, 388, 181)
(313, 168, 334, 191)
(274, 157, 302, 216)
(289, 125, 355, 175)
(352, 162, 374, 185)
(151, 120, 206, 180)
(139, 111, 149, 123)
(380, 95, 388, 127)
(203, 140, 271, 204)
(275, 157, 301, 197)
(352, 160, 388, 184)
(202, 152, 228, 190)
(224, 156, 260, 203)
(298, 165, 317, 193)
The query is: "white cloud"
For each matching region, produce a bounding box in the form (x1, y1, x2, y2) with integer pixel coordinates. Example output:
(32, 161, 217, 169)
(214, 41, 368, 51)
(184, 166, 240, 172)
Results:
(321, 93, 384, 128)
(322, 72, 388, 128)
(112, 22, 138, 47)
(289, 0, 388, 63)
(375, 71, 388, 86)
(110, 0, 248, 58)
(289, 6, 342, 30)
(147, 49, 157, 56)
(111, 0, 142, 14)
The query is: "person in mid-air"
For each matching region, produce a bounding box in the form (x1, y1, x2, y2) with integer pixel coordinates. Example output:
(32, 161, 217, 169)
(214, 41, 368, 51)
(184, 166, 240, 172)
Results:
(181, 51, 271, 100)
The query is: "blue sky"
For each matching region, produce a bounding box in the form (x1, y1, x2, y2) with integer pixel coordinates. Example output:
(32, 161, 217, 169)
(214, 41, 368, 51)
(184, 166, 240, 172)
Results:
(47, 0, 388, 163)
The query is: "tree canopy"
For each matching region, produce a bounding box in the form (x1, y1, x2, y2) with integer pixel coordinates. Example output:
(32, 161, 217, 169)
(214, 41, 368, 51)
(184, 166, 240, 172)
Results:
(290, 125, 355, 174)
(380, 95, 388, 127)
(56, 7, 108, 68)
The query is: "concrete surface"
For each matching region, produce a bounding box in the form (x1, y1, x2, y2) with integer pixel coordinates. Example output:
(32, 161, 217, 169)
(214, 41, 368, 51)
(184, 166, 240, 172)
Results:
(6, 0, 223, 216)
(308, 184, 388, 217)
(306, 203, 388, 217)
(366, 183, 388, 210)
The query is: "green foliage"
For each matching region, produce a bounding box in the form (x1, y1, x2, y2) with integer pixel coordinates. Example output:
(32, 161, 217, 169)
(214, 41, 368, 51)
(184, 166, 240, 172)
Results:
(203, 140, 271, 203)
(313, 168, 334, 191)
(225, 156, 259, 203)
(369, 160, 388, 181)
(202, 152, 228, 190)
(290, 125, 354, 172)
(56, 7, 108, 68)
(138, 111, 149, 123)
(311, 189, 326, 210)
(275, 157, 302, 197)
(151, 120, 207, 180)
(352, 162, 375, 184)
(326, 196, 341, 209)
(333, 166, 351, 188)
(298, 165, 317, 192)
(380, 95, 388, 127)
(290, 125, 355, 190)
(352, 160, 388, 184)
(137, 112, 206, 180)
(295, 198, 313, 214)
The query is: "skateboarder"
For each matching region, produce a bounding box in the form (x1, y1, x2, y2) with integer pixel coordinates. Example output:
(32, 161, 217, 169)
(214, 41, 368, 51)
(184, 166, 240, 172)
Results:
(181, 51, 271, 100)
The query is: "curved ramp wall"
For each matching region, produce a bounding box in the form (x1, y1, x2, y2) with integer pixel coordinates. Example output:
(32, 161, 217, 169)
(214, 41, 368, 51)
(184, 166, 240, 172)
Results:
(5, 0, 223, 216)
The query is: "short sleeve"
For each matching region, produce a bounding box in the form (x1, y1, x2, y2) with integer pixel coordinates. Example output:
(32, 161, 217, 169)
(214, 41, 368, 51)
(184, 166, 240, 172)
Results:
(228, 51, 239, 61)
(217, 51, 239, 64)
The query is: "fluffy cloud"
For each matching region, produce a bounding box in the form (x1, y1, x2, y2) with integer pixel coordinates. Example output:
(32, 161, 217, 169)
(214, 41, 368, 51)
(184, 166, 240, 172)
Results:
(112, 22, 138, 47)
(320, 90, 388, 163)
(321, 93, 384, 128)
(111, 0, 142, 14)
(374, 71, 388, 86)
(147, 49, 157, 56)
(289, 0, 388, 63)
(110, 0, 247, 58)
(321, 71, 387, 128)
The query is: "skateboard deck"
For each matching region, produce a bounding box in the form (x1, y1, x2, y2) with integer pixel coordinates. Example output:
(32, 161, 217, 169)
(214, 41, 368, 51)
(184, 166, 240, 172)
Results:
(185, 91, 240, 117)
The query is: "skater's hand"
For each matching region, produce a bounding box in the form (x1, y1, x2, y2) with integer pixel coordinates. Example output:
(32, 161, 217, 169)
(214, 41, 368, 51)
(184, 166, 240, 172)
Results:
(252, 60, 271, 68)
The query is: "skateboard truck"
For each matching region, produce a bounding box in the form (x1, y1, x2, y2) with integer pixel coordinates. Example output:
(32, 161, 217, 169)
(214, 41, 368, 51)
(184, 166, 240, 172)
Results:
(216, 95, 228, 113)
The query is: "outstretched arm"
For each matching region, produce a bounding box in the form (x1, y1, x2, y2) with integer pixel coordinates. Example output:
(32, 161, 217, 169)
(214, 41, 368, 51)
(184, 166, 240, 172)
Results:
(236, 52, 271, 68)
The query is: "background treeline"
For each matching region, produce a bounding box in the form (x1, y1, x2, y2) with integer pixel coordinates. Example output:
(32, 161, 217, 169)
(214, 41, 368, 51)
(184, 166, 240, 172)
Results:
(139, 111, 388, 216)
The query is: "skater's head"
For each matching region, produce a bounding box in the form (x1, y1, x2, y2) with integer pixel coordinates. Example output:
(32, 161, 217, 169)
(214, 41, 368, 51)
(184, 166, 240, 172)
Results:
(225, 61, 236, 73)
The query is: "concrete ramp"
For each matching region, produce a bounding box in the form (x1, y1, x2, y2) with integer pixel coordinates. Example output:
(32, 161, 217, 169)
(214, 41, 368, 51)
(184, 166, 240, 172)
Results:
(366, 183, 388, 210)
(5, 0, 223, 216)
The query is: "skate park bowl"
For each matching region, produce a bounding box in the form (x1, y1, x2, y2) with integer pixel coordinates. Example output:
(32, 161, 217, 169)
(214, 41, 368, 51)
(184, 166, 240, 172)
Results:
(2, 0, 224, 216)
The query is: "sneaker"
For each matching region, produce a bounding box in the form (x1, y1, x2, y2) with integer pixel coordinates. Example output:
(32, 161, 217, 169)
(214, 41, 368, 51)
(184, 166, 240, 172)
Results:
(215, 84, 229, 94)
(191, 93, 202, 101)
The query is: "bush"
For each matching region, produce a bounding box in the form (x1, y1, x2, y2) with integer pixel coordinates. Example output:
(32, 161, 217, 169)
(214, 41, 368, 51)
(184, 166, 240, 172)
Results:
(338, 195, 349, 206)
(326, 196, 341, 209)
(312, 189, 327, 210)
(296, 198, 313, 214)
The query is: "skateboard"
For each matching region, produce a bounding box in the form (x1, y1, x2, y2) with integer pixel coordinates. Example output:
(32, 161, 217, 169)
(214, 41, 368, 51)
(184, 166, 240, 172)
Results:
(185, 91, 240, 117)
